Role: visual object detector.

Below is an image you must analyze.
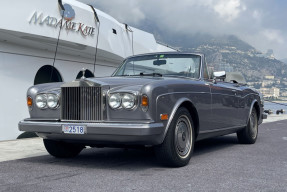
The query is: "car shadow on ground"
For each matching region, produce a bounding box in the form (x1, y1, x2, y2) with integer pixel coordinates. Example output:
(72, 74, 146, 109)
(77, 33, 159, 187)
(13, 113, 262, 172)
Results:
(194, 134, 238, 156)
(18, 135, 239, 169)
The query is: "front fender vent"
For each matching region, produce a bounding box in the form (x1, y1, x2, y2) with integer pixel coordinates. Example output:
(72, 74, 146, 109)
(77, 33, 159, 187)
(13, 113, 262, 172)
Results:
(61, 87, 103, 121)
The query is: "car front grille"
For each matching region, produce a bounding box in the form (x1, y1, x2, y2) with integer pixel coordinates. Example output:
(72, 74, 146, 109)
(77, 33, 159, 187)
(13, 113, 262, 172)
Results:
(61, 87, 103, 121)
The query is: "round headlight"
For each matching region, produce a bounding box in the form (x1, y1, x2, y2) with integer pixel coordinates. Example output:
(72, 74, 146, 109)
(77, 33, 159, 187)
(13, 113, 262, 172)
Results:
(109, 94, 121, 109)
(47, 94, 59, 109)
(122, 94, 135, 109)
(36, 94, 47, 109)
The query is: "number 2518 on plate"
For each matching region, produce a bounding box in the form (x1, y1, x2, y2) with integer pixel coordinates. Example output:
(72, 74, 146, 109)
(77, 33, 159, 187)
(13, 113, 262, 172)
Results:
(62, 125, 86, 134)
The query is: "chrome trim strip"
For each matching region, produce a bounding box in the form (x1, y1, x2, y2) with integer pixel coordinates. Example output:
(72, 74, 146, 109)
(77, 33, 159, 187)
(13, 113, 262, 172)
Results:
(24, 118, 60, 121)
(199, 125, 244, 134)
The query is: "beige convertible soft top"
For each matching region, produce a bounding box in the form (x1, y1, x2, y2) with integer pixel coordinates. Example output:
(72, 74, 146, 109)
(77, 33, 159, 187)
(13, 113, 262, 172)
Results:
(225, 72, 247, 84)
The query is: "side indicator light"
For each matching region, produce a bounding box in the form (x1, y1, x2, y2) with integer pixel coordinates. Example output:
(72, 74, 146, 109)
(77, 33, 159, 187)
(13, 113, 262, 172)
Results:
(27, 96, 33, 107)
(160, 114, 168, 120)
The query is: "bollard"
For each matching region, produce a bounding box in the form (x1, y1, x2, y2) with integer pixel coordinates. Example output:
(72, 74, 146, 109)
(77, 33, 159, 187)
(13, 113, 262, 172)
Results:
(276, 109, 285, 115)
(264, 109, 273, 115)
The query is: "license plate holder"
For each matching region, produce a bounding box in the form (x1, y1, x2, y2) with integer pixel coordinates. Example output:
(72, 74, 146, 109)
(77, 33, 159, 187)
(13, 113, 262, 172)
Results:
(62, 125, 87, 134)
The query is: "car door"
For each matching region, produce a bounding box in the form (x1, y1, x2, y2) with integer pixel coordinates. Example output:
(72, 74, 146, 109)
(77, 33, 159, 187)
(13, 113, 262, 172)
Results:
(197, 59, 213, 132)
(210, 81, 244, 129)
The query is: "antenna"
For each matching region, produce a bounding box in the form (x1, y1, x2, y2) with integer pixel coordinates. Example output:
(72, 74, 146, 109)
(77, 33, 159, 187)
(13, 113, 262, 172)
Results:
(124, 23, 134, 56)
(89, 5, 100, 75)
(123, 23, 135, 74)
(50, 0, 65, 82)
(58, 0, 65, 11)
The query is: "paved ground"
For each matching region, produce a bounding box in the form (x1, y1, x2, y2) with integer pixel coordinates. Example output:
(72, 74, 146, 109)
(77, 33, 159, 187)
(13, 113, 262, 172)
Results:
(0, 138, 47, 162)
(262, 114, 287, 124)
(0, 120, 287, 192)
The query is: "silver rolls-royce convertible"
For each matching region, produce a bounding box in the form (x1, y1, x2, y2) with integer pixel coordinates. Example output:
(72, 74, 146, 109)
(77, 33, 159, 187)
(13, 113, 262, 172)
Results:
(19, 52, 266, 167)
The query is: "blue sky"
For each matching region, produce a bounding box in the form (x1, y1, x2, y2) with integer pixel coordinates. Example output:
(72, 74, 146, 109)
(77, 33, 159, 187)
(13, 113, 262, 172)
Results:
(80, 0, 287, 59)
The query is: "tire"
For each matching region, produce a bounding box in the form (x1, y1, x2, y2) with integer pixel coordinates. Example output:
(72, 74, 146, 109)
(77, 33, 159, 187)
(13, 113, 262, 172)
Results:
(43, 139, 84, 158)
(17, 132, 38, 139)
(237, 108, 258, 144)
(155, 107, 194, 167)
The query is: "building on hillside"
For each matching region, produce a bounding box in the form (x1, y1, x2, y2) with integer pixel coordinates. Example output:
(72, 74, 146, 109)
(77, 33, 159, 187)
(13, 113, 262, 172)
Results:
(264, 76, 275, 80)
(262, 80, 274, 87)
(218, 62, 234, 72)
(259, 87, 280, 98)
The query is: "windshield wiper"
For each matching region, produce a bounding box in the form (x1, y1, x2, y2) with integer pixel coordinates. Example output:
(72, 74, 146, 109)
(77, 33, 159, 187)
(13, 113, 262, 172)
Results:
(140, 72, 162, 77)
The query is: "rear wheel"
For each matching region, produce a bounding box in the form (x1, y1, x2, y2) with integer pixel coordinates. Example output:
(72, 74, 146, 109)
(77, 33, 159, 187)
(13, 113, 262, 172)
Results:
(155, 107, 194, 167)
(237, 108, 258, 144)
(43, 139, 84, 158)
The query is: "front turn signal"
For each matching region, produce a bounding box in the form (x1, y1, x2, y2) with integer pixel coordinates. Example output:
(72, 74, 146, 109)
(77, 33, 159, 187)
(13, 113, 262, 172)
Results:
(27, 96, 33, 107)
(141, 95, 149, 112)
(141, 95, 148, 107)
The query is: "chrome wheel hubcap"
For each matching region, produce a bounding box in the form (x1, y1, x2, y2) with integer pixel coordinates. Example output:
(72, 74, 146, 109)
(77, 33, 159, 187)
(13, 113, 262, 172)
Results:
(175, 115, 192, 158)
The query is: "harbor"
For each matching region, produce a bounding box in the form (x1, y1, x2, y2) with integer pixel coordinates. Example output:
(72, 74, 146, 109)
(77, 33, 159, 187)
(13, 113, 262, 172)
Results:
(0, 0, 286, 191)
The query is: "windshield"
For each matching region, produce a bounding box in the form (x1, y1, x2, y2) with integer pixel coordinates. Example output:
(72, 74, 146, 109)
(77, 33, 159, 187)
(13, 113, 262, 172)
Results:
(113, 54, 201, 78)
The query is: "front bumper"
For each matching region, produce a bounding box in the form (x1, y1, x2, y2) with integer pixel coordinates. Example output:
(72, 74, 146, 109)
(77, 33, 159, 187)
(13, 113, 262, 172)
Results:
(18, 119, 165, 145)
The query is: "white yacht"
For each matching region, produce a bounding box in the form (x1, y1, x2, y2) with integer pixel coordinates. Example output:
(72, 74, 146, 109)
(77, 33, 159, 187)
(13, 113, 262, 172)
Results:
(0, 0, 174, 140)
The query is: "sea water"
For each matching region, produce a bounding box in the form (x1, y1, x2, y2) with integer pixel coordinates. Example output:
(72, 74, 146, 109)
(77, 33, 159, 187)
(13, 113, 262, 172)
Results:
(264, 101, 287, 114)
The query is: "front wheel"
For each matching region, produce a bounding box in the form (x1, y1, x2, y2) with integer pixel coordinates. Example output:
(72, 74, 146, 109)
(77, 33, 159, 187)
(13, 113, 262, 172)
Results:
(237, 108, 258, 144)
(43, 139, 84, 158)
(155, 107, 194, 167)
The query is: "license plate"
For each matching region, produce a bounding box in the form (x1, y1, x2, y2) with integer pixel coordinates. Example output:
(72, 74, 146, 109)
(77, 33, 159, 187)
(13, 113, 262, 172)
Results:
(62, 125, 86, 134)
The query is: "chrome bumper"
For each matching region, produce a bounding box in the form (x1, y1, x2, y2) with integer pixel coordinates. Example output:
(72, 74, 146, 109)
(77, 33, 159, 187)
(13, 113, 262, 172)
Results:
(18, 119, 165, 145)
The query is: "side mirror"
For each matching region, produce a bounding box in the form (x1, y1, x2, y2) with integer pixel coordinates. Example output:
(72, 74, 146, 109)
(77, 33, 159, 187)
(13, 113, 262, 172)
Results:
(213, 71, 226, 83)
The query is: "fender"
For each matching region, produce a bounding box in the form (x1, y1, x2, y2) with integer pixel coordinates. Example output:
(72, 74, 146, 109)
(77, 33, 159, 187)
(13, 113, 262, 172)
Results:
(246, 99, 259, 125)
(161, 97, 194, 143)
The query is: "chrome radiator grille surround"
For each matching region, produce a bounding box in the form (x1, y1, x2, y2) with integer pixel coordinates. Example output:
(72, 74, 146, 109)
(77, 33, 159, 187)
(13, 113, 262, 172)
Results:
(61, 87, 103, 121)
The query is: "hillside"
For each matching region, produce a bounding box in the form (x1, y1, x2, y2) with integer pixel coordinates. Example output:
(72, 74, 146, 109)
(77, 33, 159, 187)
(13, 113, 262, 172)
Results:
(281, 58, 287, 64)
(135, 21, 286, 85)
(182, 35, 287, 83)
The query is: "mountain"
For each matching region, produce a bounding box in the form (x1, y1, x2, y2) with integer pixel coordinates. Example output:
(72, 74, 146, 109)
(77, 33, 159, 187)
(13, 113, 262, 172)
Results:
(182, 35, 287, 83)
(281, 58, 287, 64)
(134, 21, 286, 85)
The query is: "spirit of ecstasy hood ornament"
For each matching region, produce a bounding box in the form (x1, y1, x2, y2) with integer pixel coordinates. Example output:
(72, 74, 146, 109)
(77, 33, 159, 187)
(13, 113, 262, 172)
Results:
(81, 68, 86, 80)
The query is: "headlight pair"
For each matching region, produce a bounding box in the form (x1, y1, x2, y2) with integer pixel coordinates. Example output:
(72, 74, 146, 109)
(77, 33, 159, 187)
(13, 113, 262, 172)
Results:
(36, 94, 59, 109)
(109, 93, 136, 109)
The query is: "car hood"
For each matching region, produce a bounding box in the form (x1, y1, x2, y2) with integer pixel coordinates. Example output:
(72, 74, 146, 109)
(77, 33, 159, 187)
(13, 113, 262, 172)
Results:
(84, 76, 164, 90)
